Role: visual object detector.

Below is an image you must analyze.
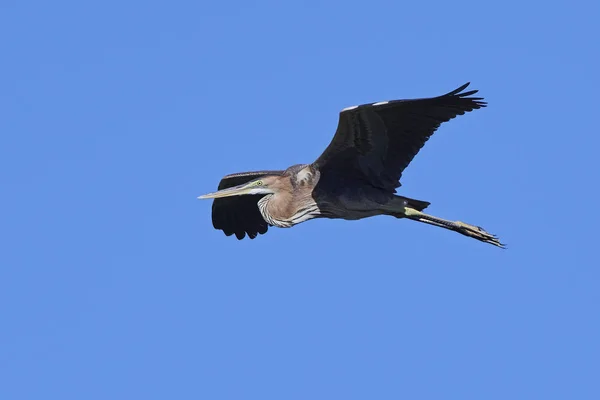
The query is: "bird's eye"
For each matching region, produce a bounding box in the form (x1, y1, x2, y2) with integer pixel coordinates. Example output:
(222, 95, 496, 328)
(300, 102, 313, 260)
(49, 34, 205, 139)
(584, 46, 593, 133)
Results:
(255, 181, 263, 186)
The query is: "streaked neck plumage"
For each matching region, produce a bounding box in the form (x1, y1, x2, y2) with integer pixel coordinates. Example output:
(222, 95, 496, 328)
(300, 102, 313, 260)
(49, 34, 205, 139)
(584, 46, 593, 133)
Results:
(258, 164, 321, 228)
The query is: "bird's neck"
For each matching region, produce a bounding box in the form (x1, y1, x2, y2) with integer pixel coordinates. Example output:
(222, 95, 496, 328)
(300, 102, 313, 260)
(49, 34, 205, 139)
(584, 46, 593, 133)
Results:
(258, 190, 320, 228)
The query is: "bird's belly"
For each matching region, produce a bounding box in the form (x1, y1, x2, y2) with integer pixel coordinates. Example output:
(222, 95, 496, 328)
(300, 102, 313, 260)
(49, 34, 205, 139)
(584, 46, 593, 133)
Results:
(315, 185, 393, 220)
(318, 200, 386, 220)
(335, 210, 383, 220)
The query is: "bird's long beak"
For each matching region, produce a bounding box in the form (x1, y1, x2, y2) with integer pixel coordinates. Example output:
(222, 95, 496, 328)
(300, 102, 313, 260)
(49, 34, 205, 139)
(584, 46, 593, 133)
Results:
(197, 183, 253, 199)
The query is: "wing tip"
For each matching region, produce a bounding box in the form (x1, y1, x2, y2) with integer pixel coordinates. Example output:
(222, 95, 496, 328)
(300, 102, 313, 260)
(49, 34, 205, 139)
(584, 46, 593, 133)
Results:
(452, 82, 471, 94)
(445, 82, 475, 96)
(215, 225, 269, 240)
(443, 82, 488, 108)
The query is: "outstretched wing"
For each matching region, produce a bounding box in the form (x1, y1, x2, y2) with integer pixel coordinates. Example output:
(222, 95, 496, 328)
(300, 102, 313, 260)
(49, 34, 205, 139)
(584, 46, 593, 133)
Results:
(312, 83, 486, 192)
(211, 170, 284, 240)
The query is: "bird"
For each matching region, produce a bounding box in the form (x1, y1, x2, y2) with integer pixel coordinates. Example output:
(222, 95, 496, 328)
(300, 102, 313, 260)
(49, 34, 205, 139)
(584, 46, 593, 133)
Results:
(198, 82, 504, 248)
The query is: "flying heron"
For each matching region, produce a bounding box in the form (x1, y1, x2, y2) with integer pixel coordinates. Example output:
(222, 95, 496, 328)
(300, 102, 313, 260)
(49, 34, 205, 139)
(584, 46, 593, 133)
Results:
(198, 83, 504, 248)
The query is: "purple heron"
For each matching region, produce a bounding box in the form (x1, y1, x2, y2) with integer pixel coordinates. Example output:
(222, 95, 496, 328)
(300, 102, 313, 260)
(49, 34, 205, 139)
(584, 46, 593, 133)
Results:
(198, 83, 504, 248)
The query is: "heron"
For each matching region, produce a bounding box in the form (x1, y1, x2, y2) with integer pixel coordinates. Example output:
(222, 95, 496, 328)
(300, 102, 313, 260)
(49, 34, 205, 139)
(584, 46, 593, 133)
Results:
(198, 83, 504, 248)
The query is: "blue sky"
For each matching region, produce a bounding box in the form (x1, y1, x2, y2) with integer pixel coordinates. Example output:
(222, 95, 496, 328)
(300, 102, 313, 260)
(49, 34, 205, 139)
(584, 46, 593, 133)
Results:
(1, 1, 599, 399)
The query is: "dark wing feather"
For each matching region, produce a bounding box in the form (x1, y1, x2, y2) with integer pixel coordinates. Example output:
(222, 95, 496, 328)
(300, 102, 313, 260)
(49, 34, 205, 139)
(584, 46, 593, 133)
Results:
(312, 82, 486, 191)
(211, 170, 284, 240)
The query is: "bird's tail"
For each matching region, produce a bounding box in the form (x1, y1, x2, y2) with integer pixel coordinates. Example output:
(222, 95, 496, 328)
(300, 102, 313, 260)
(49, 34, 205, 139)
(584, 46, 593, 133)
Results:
(384, 198, 505, 248)
(397, 196, 431, 212)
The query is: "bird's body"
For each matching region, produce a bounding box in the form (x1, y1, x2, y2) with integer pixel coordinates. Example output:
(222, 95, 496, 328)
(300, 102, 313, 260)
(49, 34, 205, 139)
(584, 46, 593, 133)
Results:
(199, 83, 505, 248)
(255, 163, 399, 226)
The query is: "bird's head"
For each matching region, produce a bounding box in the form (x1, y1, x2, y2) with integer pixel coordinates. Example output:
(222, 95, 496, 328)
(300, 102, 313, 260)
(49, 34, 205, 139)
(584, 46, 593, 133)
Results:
(197, 175, 282, 199)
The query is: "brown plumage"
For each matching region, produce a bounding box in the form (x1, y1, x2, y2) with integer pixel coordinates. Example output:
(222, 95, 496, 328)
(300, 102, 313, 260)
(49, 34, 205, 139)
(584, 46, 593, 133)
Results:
(199, 83, 505, 248)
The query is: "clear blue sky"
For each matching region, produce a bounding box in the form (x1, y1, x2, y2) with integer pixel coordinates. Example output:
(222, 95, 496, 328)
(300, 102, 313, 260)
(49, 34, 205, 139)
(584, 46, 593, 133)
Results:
(1, 1, 598, 399)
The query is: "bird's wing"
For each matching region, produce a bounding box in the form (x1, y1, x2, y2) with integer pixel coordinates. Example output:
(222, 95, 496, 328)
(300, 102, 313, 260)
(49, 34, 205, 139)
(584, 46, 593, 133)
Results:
(312, 83, 486, 191)
(211, 170, 284, 240)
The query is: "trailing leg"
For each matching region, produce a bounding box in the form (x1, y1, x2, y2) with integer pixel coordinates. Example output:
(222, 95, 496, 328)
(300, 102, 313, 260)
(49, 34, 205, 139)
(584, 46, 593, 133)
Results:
(403, 207, 505, 248)
(383, 197, 504, 248)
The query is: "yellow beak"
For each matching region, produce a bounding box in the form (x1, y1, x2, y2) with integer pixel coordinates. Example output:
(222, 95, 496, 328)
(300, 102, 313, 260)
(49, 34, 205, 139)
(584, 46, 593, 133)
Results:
(197, 184, 253, 199)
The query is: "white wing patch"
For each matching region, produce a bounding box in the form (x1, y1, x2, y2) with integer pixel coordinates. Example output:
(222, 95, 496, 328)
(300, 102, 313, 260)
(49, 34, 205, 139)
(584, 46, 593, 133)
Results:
(343, 101, 389, 112)
(342, 101, 389, 112)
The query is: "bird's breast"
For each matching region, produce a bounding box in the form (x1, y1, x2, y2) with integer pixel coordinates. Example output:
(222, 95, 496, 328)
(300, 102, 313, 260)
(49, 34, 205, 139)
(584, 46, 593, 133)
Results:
(258, 193, 320, 228)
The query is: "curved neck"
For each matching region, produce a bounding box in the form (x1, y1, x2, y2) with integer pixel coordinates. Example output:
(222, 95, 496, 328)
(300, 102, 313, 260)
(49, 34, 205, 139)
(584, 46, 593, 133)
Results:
(257, 189, 320, 228)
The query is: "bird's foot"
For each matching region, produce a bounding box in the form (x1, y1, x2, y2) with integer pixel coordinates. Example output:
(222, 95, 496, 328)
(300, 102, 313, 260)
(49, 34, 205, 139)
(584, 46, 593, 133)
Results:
(455, 221, 505, 248)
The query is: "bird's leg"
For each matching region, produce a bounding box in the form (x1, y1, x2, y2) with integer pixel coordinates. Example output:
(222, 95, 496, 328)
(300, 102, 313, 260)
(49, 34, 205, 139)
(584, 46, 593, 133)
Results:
(403, 207, 505, 248)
